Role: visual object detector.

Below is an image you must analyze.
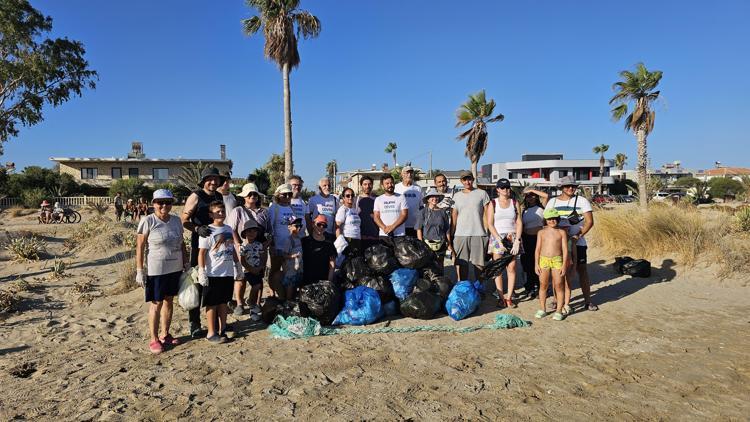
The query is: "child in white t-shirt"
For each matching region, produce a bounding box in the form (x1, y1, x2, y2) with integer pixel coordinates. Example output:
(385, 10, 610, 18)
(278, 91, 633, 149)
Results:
(282, 217, 304, 299)
(198, 201, 243, 344)
(239, 219, 266, 321)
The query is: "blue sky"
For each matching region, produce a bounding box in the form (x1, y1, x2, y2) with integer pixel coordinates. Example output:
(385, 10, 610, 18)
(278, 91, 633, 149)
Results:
(5, 0, 749, 183)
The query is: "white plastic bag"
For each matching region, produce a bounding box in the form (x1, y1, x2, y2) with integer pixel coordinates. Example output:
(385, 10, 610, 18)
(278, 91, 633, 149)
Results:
(178, 267, 200, 311)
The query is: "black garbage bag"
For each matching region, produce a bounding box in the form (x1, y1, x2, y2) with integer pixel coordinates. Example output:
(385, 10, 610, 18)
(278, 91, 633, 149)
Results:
(357, 275, 395, 303)
(343, 255, 371, 283)
(399, 291, 442, 319)
(433, 276, 454, 300)
(622, 259, 651, 277)
(412, 278, 436, 294)
(481, 254, 515, 280)
(420, 263, 442, 282)
(614, 256, 635, 274)
(299, 280, 342, 326)
(394, 237, 435, 269)
(261, 298, 309, 324)
(364, 244, 400, 275)
(333, 270, 356, 291)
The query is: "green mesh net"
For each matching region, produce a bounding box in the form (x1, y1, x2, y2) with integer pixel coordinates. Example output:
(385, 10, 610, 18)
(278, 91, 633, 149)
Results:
(268, 314, 530, 340)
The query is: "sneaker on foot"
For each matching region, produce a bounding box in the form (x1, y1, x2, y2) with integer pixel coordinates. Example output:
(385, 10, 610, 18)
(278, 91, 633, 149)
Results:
(552, 312, 565, 321)
(190, 323, 205, 339)
(206, 334, 227, 344)
(233, 305, 245, 316)
(534, 309, 548, 319)
(249, 305, 261, 315)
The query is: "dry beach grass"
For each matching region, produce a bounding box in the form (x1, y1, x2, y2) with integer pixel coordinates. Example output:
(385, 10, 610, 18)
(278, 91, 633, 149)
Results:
(0, 205, 748, 419)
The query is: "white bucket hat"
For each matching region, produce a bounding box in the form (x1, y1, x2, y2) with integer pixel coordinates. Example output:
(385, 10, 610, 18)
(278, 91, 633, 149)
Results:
(152, 189, 175, 203)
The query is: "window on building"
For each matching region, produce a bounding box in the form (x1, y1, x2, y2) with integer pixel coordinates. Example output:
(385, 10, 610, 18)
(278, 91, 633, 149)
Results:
(128, 168, 139, 178)
(81, 168, 97, 179)
(152, 168, 169, 180)
(559, 170, 568, 177)
(111, 167, 122, 179)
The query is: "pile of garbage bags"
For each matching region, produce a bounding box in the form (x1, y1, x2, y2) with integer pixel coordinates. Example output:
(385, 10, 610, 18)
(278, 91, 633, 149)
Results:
(269, 239, 491, 327)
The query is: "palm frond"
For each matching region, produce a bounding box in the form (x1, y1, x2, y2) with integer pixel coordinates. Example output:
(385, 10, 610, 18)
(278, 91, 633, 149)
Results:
(487, 113, 504, 123)
(242, 16, 262, 35)
(610, 104, 628, 121)
(293, 11, 321, 39)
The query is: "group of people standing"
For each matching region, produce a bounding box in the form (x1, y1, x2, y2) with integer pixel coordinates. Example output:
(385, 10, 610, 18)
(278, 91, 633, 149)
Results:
(133, 165, 597, 353)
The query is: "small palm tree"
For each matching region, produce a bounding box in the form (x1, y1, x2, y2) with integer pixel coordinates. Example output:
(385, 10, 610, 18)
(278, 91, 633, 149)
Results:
(384, 142, 398, 168)
(614, 153, 628, 170)
(592, 144, 610, 194)
(176, 161, 211, 189)
(243, 0, 321, 180)
(610, 63, 663, 208)
(325, 159, 337, 189)
(455, 90, 504, 180)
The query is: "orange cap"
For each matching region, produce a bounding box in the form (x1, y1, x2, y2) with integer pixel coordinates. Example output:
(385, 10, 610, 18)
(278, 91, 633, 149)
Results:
(313, 214, 327, 224)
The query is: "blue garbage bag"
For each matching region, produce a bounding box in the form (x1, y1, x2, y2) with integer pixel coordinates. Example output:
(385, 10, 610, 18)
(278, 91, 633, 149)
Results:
(390, 268, 418, 300)
(332, 286, 382, 326)
(445, 280, 483, 321)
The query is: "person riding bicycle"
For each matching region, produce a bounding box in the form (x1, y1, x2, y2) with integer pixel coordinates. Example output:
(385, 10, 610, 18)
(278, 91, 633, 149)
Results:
(52, 202, 65, 223)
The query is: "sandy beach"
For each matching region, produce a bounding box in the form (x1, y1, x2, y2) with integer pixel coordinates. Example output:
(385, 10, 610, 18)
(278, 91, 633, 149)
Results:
(1, 209, 749, 420)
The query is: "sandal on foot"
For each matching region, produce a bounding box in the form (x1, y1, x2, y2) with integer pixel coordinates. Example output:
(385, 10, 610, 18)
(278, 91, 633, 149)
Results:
(496, 298, 506, 309)
(534, 310, 548, 319)
(552, 312, 565, 321)
(585, 302, 599, 311)
(562, 305, 572, 316)
(149, 340, 164, 354)
(160, 334, 180, 346)
(505, 298, 517, 309)
(206, 335, 227, 344)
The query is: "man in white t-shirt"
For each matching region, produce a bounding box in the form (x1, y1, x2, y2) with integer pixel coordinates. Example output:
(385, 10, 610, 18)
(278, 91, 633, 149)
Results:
(544, 175, 597, 312)
(217, 172, 238, 214)
(288, 175, 308, 237)
(307, 177, 339, 237)
(394, 165, 423, 237)
(373, 174, 408, 242)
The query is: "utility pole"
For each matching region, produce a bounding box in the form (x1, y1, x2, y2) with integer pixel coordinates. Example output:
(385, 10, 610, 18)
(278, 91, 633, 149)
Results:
(429, 151, 433, 179)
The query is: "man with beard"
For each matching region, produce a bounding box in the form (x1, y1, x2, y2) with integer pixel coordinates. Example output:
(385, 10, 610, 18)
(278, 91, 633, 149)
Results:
(288, 175, 308, 237)
(181, 167, 226, 338)
(373, 174, 408, 244)
(394, 166, 422, 237)
(451, 171, 490, 282)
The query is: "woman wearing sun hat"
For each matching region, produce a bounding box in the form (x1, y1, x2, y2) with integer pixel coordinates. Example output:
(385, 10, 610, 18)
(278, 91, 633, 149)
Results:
(416, 188, 453, 274)
(135, 189, 188, 354)
(226, 182, 270, 315)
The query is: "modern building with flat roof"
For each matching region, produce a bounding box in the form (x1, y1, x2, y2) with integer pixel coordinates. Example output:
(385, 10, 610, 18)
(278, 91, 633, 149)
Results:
(50, 142, 232, 187)
(482, 153, 614, 190)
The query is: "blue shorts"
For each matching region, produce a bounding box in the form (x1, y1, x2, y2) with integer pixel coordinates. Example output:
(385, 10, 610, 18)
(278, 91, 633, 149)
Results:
(282, 273, 303, 288)
(145, 271, 181, 302)
(245, 272, 264, 287)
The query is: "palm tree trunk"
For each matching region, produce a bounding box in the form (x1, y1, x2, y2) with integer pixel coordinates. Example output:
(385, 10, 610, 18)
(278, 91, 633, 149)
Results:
(392, 152, 397, 169)
(636, 128, 648, 209)
(282, 62, 293, 180)
(471, 161, 478, 185)
(599, 154, 604, 195)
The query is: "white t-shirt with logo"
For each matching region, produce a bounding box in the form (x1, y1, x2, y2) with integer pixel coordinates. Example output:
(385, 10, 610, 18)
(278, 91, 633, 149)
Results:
(290, 197, 308, 237)
(308, 194, 339, 234)
(335, 205, 361, 239)
(136, 214, 184, 276)
(544, 195, 593, 246)
(394, 183, 423, 228)
(197, 224, 236, 277)
(268, 203, 296, 252)
(374, 193, 409, 237)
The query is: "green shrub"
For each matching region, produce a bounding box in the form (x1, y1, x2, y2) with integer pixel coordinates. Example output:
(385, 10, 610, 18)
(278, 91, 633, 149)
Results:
(709, 177, 745, 198)
(20, 188, 47, 208)
(734, 207, 750, 232)
(5, 235, 47, 261)
(108, 179, 151, 200)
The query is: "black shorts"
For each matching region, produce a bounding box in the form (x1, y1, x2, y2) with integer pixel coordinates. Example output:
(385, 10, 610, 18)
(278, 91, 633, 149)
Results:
(404, 227, 418, 238)
(244, 272, 264, 287)
(576, 246, 588, 265)
(202, 276, 233, 307)
(144, 271, 181, 302)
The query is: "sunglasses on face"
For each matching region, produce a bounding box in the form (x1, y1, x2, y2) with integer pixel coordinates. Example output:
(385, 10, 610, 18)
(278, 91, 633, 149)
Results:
(498, 187, 510, 190)
(153, 201, 172, 206)
(343, 194, 354, 198)
(280, 193, 292, 197)
(316, 223, 328, 228)
(293, 223, 302, 228)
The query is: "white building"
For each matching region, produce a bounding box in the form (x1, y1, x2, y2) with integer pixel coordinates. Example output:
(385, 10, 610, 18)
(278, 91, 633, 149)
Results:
(482, 153, 615, 190)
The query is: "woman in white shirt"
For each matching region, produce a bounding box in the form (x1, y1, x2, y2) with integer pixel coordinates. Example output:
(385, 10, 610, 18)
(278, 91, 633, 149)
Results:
(485, 179, 523, 309)
(335, 187, 362, 253)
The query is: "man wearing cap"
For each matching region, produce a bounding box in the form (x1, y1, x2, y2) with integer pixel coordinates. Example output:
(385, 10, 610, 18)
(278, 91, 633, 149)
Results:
(268, 183, 297, 299)
(374, 174, 409, 244)
(544, 175, 597, 312)
(226, 182, 270, 314)
(181, 166, 225, 337)
(307, 177, 339, 238)
(394, 166, 423, 237)
(288, 175, 308, 237)
(451, 170, 491, 281)
(416, 188, 453, 274)
(217, 171, 238, 214)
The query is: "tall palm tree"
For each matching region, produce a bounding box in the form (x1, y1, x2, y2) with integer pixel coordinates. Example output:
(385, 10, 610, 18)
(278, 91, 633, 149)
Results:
(384, 142, 398, 168)
(243, 0, 321, 180)
(592, 144, 610, 194)
(609, 62, 662, 208)
(455, 90, 504, 180)
(325, 159, 337, 190)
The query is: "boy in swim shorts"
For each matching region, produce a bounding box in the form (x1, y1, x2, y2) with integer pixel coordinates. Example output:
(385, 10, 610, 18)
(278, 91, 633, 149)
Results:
(534, 208, 569, 321)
